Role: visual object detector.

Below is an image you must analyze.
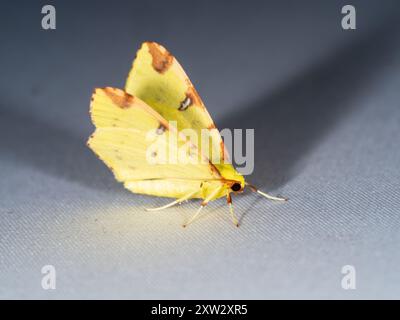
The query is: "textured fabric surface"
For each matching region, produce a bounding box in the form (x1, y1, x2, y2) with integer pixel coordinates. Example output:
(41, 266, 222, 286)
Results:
(0, 0, 399, 299)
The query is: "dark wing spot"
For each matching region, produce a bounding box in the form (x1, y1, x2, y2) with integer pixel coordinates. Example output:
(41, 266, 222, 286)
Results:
(147, 42, 173, 74)
(179, 86, 203, 111)
(156, 123, 167, 135)
(103, 87, 134, 109)
(151, 151, 157, 157)
(178, 96, 191, 111)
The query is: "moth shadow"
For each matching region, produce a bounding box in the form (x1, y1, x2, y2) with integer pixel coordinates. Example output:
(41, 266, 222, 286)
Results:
(0, 107, 123, 193)
(219, 21, 399, 191)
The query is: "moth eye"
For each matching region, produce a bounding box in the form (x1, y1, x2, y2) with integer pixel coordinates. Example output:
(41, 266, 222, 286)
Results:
(231, 183, 241, 192)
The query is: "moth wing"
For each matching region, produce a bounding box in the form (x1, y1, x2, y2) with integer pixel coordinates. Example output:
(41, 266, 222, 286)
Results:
(125, 41, 228, 164)
(88, 88, 220, 198)
(124, 179, 203, 199)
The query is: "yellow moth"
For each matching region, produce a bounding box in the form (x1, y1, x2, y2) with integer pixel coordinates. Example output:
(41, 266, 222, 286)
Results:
(88, 42, 286, 227)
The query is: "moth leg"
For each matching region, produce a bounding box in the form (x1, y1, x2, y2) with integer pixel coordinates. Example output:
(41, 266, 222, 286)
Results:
(183, 186, 223, 228)
(182, 204, 205, 228)
(246, 183, 288, 202)
(227, 193, 239, 227)
(145, 190, 198, 211)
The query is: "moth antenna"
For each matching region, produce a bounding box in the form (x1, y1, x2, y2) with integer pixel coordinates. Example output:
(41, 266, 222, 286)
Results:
(227, 193, 239, 227)
(246, 183, 288, 202)
(145, 190, 198, 211)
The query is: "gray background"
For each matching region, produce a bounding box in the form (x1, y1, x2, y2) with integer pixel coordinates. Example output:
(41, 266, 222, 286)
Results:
(0, 0, 399, 299)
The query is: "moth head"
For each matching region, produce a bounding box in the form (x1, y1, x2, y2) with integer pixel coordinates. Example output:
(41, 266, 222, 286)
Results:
(230, 181, 244, 193)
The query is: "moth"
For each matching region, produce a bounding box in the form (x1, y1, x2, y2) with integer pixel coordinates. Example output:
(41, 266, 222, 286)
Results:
(88, 42, 286, 227)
